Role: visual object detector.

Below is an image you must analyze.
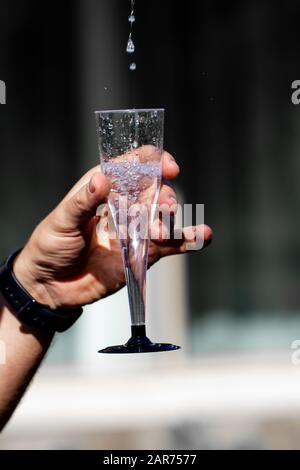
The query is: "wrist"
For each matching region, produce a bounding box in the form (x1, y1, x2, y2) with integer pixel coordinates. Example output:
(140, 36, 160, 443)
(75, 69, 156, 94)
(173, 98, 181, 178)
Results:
(0, 291, 55, 342)
(0, 249, 83, 333)
(13, 247, 57, 310)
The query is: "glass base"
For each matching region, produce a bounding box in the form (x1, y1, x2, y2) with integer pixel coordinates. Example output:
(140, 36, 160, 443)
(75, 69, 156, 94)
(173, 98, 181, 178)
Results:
(98, 325, 181, 354)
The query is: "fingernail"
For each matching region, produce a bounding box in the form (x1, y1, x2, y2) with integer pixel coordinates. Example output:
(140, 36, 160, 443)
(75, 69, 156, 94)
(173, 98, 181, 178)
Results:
(88, 178, 96, 194)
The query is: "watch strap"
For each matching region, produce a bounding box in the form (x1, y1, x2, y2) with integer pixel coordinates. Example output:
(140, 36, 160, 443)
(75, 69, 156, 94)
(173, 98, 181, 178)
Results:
(0, 249, 83, 332)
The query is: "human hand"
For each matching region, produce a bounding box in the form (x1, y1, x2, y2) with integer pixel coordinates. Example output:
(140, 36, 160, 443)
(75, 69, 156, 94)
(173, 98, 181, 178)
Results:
(14, 152, 212, 310)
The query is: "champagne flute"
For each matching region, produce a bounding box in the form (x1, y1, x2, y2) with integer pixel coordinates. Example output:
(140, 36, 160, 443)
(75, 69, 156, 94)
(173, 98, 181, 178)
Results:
(95, 109, 180, 353)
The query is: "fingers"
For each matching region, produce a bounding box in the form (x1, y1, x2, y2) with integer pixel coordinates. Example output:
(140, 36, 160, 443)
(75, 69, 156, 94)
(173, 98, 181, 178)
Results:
(162, 151, 180, 180)
(63, 148, 178, 202)
(56, 147, 179, 230)
(155, 224, 213, 257)
(157, 180, 178, 211)
(110, 146, 180, 179)
(60, 172, 110, 229)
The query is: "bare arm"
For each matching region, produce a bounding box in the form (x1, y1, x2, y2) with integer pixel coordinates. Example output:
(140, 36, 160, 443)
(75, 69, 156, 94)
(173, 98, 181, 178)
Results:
(0, 295, 53, 430)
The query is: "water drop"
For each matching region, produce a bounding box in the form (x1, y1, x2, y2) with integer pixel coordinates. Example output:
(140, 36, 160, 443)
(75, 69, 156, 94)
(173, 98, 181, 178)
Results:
(108, 123, 113, 130)
(133, 140, 138, 148)
(128, 14, 135, 23)
(129, 62, 136, 71)
(126, 38, 135, 54)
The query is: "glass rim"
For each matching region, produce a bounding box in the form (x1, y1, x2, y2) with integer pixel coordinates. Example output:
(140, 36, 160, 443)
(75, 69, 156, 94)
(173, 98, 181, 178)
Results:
(94, 108, 165, 114)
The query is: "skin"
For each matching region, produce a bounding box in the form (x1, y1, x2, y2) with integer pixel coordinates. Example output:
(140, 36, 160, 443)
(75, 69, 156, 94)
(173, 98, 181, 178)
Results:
(0, 151, 212, 430)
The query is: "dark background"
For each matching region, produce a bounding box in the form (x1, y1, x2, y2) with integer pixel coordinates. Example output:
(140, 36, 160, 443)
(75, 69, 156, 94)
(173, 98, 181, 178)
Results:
(1, 0, 300, 346)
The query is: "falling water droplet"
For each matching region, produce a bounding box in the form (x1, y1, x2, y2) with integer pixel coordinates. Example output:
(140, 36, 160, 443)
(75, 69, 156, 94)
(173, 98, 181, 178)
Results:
(126, 38, 135, 54)
(108, 123, 113, 130)
(133, 140, 138, 148)
(126, 1, 137, 71)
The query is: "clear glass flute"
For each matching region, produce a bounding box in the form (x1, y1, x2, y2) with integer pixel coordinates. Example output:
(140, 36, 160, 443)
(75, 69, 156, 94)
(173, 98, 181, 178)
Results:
(95, 109, 180, 353)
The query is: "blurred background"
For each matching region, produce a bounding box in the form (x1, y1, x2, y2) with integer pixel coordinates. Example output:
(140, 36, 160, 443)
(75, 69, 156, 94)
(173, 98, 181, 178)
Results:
(1, 0, 300, 450)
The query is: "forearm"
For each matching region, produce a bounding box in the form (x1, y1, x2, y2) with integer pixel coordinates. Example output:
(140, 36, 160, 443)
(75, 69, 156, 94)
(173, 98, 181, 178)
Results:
(0, 294, 54, 430)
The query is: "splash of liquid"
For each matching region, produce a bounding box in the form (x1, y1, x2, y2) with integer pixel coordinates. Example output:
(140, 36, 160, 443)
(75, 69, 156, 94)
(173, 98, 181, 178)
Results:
(127, 0, 136, 71)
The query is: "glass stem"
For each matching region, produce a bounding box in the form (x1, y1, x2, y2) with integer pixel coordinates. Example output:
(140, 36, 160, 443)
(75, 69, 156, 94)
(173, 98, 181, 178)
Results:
(121, 236, 149, 330)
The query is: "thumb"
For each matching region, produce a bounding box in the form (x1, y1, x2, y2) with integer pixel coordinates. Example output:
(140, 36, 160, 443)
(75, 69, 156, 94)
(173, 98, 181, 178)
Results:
(62, 172, 110, 228)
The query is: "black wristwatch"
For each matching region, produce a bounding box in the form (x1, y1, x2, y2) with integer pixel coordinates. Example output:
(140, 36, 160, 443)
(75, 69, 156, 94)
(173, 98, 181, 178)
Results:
(0, 249, 83, 332)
